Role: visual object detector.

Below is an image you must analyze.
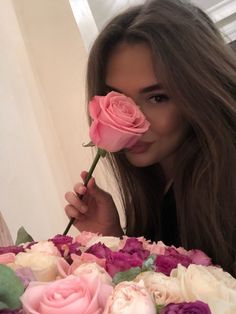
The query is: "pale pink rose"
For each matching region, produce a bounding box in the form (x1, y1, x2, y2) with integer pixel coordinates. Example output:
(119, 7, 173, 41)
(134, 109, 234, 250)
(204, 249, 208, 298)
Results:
(175, 246, 189, 255)
(144, 241, 166, 255)
(188, 249, 212, 266)
(89, 91, 150, 152)
(104, 280, 156, 314)
(76, 231, 100, 246)
(56, 253, 106, 278)
(73, 262, 112, 285)
(71, 252, 106, 269)
(21, 274, 113, 314)
(0, 253, 15, 264)
(134, 271, 184, 305)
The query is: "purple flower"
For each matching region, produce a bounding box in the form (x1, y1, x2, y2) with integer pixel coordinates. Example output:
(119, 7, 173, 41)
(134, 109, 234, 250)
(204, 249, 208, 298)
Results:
(120, 238, 150, 260)
(155, 251, 191, 276)
(15, 267, 35, 288)
(161, 301, 211, 313)
(106, 251, 143, 277)
(0, 245, 24, 255)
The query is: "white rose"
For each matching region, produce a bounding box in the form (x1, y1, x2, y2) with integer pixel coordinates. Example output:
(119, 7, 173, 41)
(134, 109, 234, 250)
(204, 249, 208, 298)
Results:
(86, 236, 121, 251)
(104, 280, 156, 314)
(171, 264, 236, 314)
(14, 252, 59, 281)
(134, 271, 184, 305)
(27, 241, 61, 256)
(73, 262, 113, 285)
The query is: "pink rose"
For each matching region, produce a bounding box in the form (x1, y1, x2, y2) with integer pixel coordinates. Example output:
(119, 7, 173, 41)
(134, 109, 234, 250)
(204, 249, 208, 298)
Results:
(188, 249, 212, 266)
(0, 253, 15, 264)
(21, 274, 113, 314)
(76, 231, 101, 246)
(89, 91, 150, 152)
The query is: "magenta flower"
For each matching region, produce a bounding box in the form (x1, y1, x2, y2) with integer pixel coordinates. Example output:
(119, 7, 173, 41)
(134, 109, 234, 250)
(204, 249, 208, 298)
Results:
(49, 234, 81, 261)
(161, 300, 211, 313)
(120, 238, 150, 260)
(86, 242, 112, 259)
(86, 241, 148, 277)
(155, 249, 191, 276)
(0, 245, 24, 255)
(106, 251, 143, 277)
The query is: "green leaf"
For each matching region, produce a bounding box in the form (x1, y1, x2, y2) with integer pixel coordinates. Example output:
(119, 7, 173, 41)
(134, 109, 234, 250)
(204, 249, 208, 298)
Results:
(0, 264, 24, 310)
(142, 254, 156, 272)
(113, 267, 141, 285)
(82, 141, 95, 147)
(156, 304, 165, 313)
(0, 301, 8, 310)
(15, 226, 34, 245)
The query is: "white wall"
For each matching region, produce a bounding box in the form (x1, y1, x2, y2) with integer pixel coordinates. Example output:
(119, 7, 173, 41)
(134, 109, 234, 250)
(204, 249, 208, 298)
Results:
(0, 0, 86, 241)
(0, 0, 123, 242)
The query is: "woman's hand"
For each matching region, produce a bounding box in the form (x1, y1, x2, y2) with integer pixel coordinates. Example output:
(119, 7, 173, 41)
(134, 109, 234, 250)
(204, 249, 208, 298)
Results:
(64, 171, 123, 236)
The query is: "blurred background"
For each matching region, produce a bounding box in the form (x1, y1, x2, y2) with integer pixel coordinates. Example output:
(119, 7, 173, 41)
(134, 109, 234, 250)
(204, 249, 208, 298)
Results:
(0, 0, 235, 241)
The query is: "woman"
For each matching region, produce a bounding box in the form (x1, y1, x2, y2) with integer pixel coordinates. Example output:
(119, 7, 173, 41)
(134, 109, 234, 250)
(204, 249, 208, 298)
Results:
(65, 0, 236, 276)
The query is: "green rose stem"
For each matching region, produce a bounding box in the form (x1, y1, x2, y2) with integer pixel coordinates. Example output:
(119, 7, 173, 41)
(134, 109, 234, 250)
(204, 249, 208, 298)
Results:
(63, 148, 107, 235)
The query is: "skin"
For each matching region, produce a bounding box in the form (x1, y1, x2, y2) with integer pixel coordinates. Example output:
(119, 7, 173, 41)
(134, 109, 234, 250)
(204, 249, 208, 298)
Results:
(65, 42, 188, 235)
(106, 42, 188, 180)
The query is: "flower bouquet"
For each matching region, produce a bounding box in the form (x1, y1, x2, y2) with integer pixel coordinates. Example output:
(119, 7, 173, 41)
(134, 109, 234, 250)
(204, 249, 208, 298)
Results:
(1, 92, 235, 313)
(0, 229, 236, 314)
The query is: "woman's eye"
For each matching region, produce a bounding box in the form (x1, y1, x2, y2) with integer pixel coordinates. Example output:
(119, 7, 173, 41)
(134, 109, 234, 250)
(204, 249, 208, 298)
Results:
(148, 94, 169, 104)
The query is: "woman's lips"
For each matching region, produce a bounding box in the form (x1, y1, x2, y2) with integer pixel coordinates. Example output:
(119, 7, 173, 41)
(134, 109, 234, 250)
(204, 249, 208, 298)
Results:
(128, 141, 154, 154)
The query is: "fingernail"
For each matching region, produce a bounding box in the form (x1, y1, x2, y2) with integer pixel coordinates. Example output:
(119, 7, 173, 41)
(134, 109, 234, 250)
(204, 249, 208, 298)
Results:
(78, 186, 85, 194)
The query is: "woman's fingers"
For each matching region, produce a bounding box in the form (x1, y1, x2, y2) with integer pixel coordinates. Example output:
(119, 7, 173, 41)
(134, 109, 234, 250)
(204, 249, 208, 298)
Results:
(64, 191, 88, 213)
(64, 205, 86, 223)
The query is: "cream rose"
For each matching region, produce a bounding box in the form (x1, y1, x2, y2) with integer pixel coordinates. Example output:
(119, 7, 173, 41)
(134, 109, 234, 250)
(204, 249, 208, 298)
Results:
(171, 264, 236, 314)
(104, 280, 156, 314)
(14, 251, 60, 281)
(28, 241, 61, 256)
(86, 236, 121, 251)
(134, 271, 184, 305)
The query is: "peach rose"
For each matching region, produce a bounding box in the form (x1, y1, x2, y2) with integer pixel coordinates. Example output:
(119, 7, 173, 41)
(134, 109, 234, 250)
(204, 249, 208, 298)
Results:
(104, 280, 156, 314)
(134, 271, 184, 305)
(89, 91, 150, 152)
(21, 274, 113, 314)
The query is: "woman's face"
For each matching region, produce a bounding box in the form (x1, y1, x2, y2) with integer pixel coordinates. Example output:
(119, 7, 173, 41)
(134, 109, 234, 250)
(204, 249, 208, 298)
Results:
(105, 42, 188, 174)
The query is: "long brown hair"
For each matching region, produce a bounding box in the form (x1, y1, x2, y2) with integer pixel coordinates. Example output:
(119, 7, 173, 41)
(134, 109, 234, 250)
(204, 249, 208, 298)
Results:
(86, 0, 236, 276)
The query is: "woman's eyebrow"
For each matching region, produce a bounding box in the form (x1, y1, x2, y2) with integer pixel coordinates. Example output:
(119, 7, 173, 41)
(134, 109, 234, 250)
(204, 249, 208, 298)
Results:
(139, 84, 164, 93)
(105, 83, 164, 94)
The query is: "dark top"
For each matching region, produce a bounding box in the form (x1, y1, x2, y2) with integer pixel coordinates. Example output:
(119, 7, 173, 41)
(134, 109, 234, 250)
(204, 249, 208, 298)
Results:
(160, 186, 181, 247)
